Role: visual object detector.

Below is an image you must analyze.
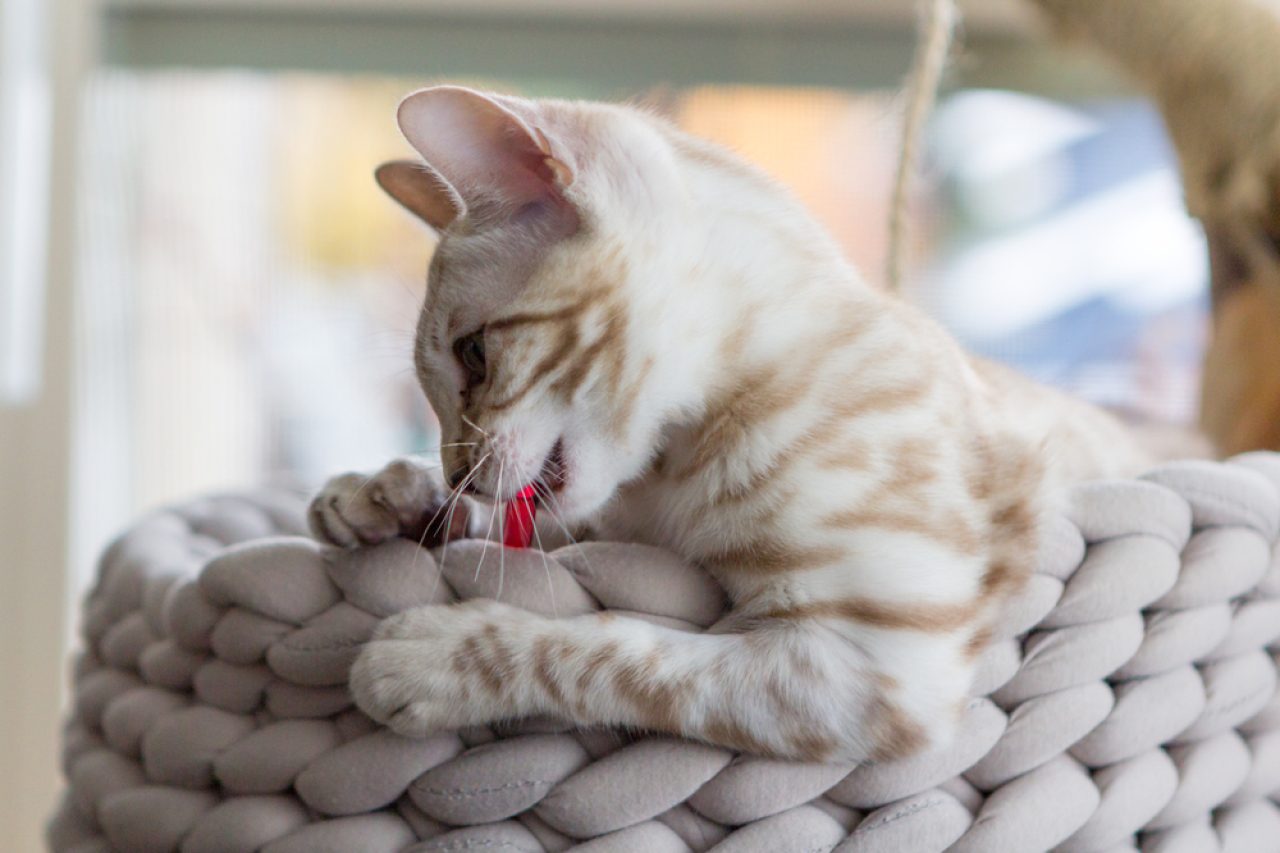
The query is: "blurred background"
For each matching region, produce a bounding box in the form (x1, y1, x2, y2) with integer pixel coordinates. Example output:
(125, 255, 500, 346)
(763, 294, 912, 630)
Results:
(1, 0, 1208, 845)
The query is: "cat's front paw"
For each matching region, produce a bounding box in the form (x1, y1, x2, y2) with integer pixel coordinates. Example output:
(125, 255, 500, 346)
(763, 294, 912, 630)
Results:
(308, 457, 474, 549)
(350, 600, 529, 736)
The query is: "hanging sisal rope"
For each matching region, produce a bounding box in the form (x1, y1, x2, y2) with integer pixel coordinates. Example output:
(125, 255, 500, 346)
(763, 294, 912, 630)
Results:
(886, 0, 958, 293)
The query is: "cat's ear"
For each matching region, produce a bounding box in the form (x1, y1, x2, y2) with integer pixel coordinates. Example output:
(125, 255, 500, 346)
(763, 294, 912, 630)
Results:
(395, 86, 575, 216)
(374, 160, 464, 232)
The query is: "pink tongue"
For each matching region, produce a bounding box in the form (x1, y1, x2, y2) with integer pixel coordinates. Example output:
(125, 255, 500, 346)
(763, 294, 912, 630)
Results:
(503, 485, 538, 549)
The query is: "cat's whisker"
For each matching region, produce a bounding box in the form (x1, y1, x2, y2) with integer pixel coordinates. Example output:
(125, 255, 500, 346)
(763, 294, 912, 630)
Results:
(470, 515, 492, 587)
(470, 482, 502, 602)
(420, 452, 488, 542)
(418, 453, 484, 603)
(420, 524, 445, 603)
(417, 486, 452, 604)
(436, 452, 491, 578)
(438, 467, 478, 552)
(527, 500, 558, 618)
(338, 473, 377, 514)
(477, 458, 502, 584)
(404, 455, 446, 475)
(496, 460, 507, 602)
(534, 483, 593, 579)
(480, 468, 502, 550)
(461, 413, 492, 440)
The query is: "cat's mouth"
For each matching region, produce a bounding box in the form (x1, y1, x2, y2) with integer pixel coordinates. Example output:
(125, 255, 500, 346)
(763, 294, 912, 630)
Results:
(535, 438, 568, 496)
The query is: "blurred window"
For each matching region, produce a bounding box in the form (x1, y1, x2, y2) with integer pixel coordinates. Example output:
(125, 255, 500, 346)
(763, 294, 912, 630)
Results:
(0, 0, 50, 404)
(923, 90, 1206, 423)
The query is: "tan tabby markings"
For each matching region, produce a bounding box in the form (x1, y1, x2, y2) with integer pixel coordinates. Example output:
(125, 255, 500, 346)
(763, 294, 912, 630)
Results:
(678, 318, 879, 483)
(867, 690, 927, 761)
(821, 507, 984, 557)
(820, 440, 874, 470)
(454, 635, 507, 696)
(880, 438, 941, 491)
(956, 434, 1043, 654)
(486, 293, 601, 334)
(978, 560, 1019, 596)
(830, 379, 934, 422)
(965, 432, 999, 501)
(710, 417, 853, 507)
(679, 367, 813, 481)
(787, 729, 839, 763)
(607, 355, 653, 440)
(532, 636, 569, 708)
(612, 648, 690, 733)
(549, 306, 627, 402)
(702, 540, 844, 575)
(990, 499, 1037, 541)
(963, 625, 994, 660)
(717, 313, 755, 365)
(480, 254, 637, 421)
(765, 673, 793, 713)
(786, 644, 821, 681)
(484, 323, 581, 413)
(576, 639, 621, 696)
(704, 712, 774, 757)
(762, 597, 977, 634)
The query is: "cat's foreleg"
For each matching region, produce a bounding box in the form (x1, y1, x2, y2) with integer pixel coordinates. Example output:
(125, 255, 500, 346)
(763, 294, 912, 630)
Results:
(350, 600, 957, 762)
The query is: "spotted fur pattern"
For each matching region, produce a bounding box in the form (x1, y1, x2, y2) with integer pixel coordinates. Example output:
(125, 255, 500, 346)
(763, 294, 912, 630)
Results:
(311, 87, 1152, 763)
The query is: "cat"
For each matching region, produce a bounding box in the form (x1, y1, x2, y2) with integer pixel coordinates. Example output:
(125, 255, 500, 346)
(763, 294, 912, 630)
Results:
(308, 85, 1153, 763)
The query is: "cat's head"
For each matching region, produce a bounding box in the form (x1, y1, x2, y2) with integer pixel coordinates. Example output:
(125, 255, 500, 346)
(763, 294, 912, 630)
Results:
(378, 86, 702, 523)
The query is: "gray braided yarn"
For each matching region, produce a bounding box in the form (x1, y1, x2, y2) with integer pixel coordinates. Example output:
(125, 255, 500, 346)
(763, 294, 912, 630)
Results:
(50, 453, 1280, 852)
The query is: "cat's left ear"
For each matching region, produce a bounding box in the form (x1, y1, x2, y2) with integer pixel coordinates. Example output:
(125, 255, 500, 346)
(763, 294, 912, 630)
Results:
(374, 160, 464, 232)
(394, 86, 575, 218)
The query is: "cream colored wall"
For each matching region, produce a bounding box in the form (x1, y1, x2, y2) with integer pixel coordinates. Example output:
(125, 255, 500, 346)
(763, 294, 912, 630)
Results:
(0, 1, 93, 848)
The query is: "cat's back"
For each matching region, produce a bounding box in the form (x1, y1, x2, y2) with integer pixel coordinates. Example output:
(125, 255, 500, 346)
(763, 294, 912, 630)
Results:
(968, 356, 1169, 489)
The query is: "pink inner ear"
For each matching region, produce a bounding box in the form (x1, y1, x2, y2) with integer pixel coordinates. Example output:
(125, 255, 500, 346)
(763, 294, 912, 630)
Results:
(396, 87, 571, 214)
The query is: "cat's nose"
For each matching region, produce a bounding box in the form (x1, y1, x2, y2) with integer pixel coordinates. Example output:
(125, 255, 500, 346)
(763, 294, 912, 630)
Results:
(447, 466, 468, 490)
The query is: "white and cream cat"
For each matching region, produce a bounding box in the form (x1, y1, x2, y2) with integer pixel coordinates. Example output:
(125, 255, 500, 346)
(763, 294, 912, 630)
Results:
(309, 86, 1152, 763)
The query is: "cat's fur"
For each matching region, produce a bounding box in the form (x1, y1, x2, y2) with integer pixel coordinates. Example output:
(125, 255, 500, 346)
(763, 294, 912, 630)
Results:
(309, 86, 1151, 763)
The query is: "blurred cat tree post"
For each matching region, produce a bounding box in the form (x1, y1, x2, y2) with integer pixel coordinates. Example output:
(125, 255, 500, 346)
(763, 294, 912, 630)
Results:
(1027, 0, 1280, 454)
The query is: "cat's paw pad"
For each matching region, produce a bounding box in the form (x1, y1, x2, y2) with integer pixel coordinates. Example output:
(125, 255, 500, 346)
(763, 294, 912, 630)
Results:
(309, 458, 471, 549)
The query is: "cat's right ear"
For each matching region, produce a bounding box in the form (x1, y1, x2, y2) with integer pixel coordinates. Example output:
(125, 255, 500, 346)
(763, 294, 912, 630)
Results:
(374, 159, 463, 233)
(395, 86, 574, 218)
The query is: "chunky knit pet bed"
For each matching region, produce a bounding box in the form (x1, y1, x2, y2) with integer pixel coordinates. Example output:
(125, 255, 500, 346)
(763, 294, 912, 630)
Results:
(50, 453, 1280, 853)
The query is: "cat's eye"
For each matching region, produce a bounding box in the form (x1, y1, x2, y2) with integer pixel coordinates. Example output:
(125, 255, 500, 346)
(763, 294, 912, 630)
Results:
(453, 330, 487, 388)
